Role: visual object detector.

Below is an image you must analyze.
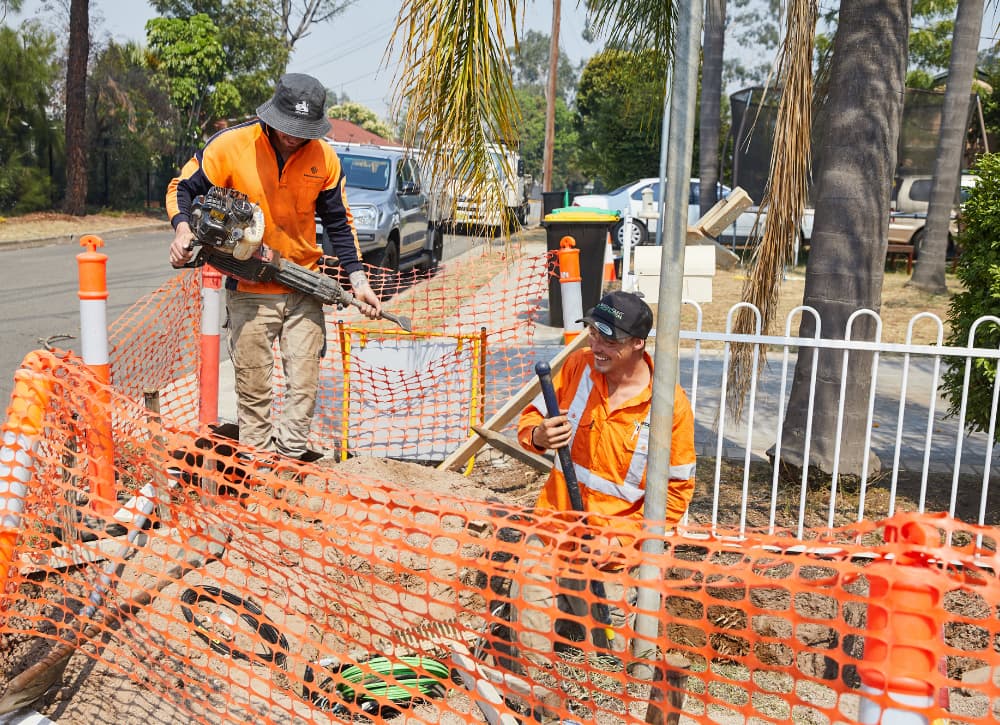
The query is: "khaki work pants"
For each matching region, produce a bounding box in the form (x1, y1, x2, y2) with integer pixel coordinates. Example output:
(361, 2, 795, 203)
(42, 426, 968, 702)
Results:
(226, 290, 324, 458)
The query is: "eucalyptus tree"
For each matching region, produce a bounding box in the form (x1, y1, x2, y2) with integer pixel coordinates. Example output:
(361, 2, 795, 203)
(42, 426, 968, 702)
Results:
(63, 0, 89, 215)
(151, 0, 355, 54)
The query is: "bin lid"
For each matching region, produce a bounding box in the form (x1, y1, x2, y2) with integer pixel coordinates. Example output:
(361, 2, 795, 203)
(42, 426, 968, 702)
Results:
(543, 208, 620, 222)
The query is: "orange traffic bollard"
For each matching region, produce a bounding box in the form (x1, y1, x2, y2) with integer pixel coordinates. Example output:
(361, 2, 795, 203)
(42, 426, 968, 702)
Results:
(77, 235, 115, 517)
(200, 265, 223, 427)
(557, 235, 583, 344)
(851, 516, 955, 724)
(0, 353, 55, 604)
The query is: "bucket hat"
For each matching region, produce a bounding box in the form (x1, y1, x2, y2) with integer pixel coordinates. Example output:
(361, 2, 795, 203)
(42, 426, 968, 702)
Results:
(256, 73, 331, 140)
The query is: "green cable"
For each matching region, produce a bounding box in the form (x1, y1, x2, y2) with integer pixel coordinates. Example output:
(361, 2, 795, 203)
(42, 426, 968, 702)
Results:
(335, 655, 450, 705)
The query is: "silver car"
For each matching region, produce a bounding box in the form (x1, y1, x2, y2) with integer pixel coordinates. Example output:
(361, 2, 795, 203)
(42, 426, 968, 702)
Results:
(316, 143, 443, 274)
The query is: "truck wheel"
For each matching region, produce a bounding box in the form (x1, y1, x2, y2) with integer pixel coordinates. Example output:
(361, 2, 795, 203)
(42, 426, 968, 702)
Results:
(364, 240, 400, 299)
(418, 225, 444, 274)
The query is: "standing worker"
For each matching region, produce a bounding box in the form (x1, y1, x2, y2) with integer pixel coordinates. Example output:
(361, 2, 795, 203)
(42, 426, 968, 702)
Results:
(166, 73, 381, 462)
(513, 290, 696, 670)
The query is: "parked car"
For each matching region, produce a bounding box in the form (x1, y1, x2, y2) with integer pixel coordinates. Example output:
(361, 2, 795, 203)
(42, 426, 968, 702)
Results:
(892, 173, 978, 214)
(571, 177, 766, 248)
(887, 173, 978, 258)
(316, 142, 444, 274)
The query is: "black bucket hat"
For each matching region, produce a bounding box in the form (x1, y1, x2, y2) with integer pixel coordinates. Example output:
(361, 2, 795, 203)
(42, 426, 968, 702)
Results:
(256, 73, 331, 140)
(579, 290, 654, 341)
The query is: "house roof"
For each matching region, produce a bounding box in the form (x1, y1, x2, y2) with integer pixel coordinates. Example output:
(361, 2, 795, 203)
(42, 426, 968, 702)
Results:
(325, 118, 394, 146)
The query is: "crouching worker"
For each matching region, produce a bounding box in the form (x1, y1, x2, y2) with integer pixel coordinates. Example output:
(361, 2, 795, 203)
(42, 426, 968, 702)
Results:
(510, 291, 696, 688)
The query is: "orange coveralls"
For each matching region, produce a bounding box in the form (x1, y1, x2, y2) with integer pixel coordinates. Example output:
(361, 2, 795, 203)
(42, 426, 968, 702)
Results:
(517, 348, 697, 530)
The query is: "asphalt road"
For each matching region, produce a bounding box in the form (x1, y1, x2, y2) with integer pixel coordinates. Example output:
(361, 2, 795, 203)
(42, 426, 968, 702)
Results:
(0, 228, 481, 406)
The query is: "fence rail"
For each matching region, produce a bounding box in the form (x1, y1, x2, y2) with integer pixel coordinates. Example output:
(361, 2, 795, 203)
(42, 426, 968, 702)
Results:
(673, 301, 999, 541)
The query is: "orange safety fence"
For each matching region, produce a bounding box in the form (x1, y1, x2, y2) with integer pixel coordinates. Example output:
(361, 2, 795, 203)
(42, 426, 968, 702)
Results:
(0, 245, 998, 724)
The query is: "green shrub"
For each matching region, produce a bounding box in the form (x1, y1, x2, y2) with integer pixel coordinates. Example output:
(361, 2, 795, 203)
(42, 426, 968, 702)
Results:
(0, 161, 54, 214)
(942, 153, 1000, 442)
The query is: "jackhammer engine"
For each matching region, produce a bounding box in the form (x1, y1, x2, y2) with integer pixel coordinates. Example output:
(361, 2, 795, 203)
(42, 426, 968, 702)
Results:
(184, 187, 411, 331)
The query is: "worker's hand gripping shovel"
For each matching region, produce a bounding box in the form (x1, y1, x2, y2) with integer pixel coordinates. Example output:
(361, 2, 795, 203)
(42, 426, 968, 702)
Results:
(534, 361, 616, 648)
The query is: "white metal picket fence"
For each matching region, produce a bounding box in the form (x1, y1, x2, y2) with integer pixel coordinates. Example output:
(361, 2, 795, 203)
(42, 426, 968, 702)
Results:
(671, 302, 1000, 540)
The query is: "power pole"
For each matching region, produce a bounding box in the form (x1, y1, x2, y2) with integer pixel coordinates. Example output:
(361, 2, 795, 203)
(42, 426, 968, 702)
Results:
(543, 0, 560, 192)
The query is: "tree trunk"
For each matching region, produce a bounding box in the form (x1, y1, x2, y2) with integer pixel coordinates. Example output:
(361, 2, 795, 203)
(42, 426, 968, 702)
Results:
(699, 0, 725, 217)
(63, 0, 90, 216)
(908, 0, 983, 292)
(543, 0, 560, 192)
(779, 0, 910, 479)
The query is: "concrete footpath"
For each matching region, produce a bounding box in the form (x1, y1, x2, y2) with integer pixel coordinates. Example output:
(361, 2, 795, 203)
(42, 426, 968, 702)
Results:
(210, 235, 992, 478)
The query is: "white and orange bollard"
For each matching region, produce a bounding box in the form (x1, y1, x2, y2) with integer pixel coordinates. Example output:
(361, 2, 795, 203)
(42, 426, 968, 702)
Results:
(0, 352, 54, 598)
(77, 235, 115, 517)
(557, 235, 583, 343)
(852, 517, 951, 725)
(602, 231, 617, 284)
(200, 266, 222, 427)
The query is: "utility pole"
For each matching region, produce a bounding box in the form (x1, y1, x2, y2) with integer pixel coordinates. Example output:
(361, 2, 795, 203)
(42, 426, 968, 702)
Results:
(631, 0, 703, 722)
(543, 0, 560, 192)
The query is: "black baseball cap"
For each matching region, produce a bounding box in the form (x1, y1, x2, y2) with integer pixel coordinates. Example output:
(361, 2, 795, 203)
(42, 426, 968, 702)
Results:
(256, 73, 331, 140)
(578, 291, 654, 341)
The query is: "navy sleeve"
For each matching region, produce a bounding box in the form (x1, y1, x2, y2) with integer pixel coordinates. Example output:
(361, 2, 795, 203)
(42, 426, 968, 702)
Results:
(168, 152, 212, 230)
(315, 179, 364, 275)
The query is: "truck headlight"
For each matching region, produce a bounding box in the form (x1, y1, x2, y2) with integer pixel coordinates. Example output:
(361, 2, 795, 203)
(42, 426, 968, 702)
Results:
(352, 204, 379, 229)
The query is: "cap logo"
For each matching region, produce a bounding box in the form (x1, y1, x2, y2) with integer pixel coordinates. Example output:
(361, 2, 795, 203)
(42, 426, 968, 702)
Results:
(294, 100, 310, 116)
(596, 302, 623, 320)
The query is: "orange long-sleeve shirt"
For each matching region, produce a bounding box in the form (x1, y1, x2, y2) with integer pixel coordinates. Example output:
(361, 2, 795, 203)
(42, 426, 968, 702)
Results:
(166, 120, 363, 293)
(517, 348, 696, 530)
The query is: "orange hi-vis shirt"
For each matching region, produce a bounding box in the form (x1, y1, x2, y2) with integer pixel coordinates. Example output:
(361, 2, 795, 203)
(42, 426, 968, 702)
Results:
(517, 348, 697, 530)
(166, 121, 363, 294)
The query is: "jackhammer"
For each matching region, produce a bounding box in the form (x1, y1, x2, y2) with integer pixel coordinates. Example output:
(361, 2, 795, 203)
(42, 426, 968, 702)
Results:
(182, 186, 412, 332)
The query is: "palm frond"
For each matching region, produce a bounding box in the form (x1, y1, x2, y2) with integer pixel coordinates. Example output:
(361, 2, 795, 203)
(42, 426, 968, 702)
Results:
(390, 0, 523, 237)
(727, 0, 818, 420)
(586, 0, 675, 58)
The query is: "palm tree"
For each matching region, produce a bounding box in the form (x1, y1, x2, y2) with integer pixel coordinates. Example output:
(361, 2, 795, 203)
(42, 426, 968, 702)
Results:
(779, 0, 911, 479)
(699, 0, 726, 217)
(909, 0, 984, 293)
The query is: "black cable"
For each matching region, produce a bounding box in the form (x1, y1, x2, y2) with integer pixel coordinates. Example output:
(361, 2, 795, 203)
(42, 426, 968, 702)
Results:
(179, 585, 288, 669)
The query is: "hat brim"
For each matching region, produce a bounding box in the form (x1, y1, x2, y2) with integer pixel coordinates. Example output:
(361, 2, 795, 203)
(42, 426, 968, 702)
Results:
(256, 99, 331, 140)
(578, 315, 631, 341)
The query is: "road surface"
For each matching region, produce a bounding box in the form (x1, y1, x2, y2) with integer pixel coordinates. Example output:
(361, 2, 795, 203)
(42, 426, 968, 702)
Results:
(0, 227, 483, 405)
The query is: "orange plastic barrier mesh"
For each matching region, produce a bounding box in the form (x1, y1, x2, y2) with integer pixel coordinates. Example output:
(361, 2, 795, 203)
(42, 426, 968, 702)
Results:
(1, 247, 999, 724)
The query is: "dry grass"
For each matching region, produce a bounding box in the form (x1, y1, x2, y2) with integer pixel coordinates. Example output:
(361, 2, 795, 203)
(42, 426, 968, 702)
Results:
(0, 211, 167, 243)
(681, 260, 961, 345)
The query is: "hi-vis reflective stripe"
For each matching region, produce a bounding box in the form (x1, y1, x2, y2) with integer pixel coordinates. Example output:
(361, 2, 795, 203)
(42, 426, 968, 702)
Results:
(671, 461, 697, 480)
(573, 464, 645, 503)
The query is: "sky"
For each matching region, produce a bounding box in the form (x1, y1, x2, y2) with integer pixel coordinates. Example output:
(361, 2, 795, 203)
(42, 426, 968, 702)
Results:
(9, 0, 1000, 120)
(11, 0, 601, 119)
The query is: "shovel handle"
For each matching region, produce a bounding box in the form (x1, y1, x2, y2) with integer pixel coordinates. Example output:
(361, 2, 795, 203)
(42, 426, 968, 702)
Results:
(534, 362, 585, 511)
(535, 360, 615, 644)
